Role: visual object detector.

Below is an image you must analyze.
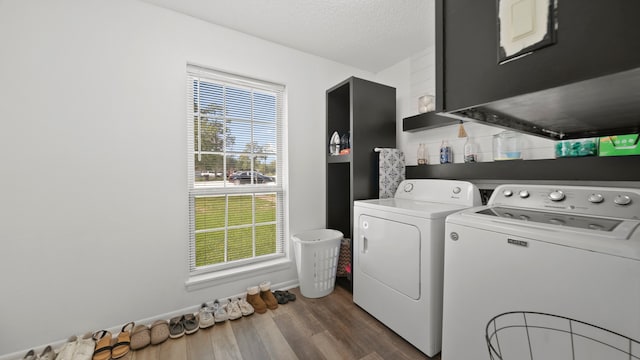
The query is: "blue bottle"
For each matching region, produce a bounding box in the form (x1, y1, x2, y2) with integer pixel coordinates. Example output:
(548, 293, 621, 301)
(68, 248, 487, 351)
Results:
(440, 140, 452, 164)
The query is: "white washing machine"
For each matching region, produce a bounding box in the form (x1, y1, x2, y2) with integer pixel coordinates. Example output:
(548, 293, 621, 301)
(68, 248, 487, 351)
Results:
(353, 179, 481, 356)
(442, 184, 640, 360)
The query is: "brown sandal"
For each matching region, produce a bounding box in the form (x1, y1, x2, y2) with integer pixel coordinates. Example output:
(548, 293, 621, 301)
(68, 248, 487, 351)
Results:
(92, 330, 112, 360)
(111, 322, 134, 359)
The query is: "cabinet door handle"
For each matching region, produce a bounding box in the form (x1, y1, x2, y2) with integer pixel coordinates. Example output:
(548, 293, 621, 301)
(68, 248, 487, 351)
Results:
(362, 235, 368, 253)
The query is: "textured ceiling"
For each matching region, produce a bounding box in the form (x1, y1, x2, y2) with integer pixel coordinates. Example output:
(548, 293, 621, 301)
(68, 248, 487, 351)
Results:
(140, 0, 433, 73)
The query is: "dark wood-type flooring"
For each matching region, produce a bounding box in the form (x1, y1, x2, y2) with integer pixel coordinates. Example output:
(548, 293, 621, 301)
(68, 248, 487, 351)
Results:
(130, 285, 440, 360)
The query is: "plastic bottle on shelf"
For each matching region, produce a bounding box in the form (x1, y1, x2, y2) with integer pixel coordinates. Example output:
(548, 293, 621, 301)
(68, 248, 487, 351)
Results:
(340, 132, 350, 150)
(440, 140, 452, 164)
(417, 143, 428, 165)
(464, 137, 477, 163)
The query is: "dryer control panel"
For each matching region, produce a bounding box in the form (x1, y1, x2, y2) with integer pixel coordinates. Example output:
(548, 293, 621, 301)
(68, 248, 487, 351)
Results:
(489, 184, 640, 220)
(395, 179, 481, 207)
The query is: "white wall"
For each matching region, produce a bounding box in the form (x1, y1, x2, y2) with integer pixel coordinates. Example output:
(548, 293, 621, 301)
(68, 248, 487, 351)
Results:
(0, 0, 377, 356)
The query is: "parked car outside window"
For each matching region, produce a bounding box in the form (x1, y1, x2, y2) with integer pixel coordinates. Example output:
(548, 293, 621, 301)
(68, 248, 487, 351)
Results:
(199, 171, 223, 180)
(228, 171, 275, 185)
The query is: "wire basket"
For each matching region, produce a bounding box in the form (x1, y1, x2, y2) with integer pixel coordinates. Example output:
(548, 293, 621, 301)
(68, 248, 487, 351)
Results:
(486, 311, 640, 360)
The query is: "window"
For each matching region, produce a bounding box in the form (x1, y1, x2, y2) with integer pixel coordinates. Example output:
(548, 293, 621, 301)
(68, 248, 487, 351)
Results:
(187, 65, 286, 275)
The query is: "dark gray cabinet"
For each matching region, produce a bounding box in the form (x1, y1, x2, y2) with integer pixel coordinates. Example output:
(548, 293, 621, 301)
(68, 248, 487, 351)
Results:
(436, 0, 640, 139)
(326, 77, 396, 240)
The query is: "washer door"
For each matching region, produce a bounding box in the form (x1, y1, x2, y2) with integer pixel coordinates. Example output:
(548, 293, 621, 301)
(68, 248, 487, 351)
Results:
(358, 214, 421, 299)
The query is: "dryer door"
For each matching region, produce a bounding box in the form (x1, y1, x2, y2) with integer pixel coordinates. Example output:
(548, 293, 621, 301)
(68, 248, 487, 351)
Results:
(358, 214, 421, 299)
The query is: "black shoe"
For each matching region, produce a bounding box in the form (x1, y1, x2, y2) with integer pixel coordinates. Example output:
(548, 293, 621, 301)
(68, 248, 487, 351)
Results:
(273, 290, 289, 304)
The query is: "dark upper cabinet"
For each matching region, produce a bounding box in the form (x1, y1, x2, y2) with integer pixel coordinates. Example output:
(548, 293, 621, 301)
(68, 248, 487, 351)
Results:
(436, 0, 640, 140)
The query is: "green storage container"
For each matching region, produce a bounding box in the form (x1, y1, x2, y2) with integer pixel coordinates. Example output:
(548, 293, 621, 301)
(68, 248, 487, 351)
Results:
(599, 134, 640, 156)
(555, 138, 598, 158)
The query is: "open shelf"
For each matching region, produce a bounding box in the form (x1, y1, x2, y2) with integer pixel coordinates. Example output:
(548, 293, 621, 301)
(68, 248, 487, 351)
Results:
(406, 156, 640, 181)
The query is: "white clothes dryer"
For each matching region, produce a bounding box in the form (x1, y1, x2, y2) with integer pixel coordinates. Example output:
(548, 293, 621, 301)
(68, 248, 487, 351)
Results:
(442, 184, 640, 360)
(353, 179, 481, 356)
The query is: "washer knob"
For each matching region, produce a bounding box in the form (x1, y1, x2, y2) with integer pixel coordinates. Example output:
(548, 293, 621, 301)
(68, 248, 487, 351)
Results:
(549, 190, 565, 202)
(453, 186, 461, 194)
(519, 190, 530, 199)
(614, 195, 632, 206)
(503, 189, 513, 197)
(403, 183, 414, 192)
(588, 193, 604, 203)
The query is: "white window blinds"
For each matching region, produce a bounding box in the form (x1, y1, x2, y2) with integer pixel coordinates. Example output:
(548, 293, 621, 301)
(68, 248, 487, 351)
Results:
(186, 64, 286, 274)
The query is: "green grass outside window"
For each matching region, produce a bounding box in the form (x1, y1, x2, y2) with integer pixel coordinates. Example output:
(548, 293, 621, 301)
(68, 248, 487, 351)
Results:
(195, 194, 276, 267)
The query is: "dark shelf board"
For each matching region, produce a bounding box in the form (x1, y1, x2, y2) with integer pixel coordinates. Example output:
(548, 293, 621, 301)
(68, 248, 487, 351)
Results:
(402, 112, 459, 132)
(327, 154, 352, 163)
(406, 156, 640, 181)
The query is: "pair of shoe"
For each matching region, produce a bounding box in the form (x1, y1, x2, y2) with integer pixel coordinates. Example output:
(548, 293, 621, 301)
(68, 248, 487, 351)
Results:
(197, 303, 216, 329)
(200, 297, 254, 323)
(225, 297, 255, 319)
(55, 333, 95, 360)
(93, 322, 134, 360)
(169, 314, 199, 338)
(224, 298, 242, 320)
(128, 319, 171, 350)
(130, 323, 154, 351)
(245, 281, 279, 314)
(273, 290, 296, 304)
(236, 297, 255, 317)
(23, 346, 55, 360)
(202, 299, 229, 323)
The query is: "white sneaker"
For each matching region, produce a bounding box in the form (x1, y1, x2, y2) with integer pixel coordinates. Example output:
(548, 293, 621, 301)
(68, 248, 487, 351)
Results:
(225, 298, 242, 320)
(209, 299, 228, 323)
(198, 303, 215, 329)
(71, 332, 95, 360)
(55, 336, 78, 360)
(238, 297, 255, 316)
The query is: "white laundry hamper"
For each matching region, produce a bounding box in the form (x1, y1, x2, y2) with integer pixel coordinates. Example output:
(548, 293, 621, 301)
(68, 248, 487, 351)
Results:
(292, 229, 344, 298)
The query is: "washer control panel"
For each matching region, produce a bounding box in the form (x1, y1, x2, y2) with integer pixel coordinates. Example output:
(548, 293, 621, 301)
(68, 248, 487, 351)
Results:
(489, 184, 640, 219)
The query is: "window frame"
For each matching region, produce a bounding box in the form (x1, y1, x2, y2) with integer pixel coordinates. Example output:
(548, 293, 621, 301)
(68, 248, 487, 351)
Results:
(186, 64, 288, 278)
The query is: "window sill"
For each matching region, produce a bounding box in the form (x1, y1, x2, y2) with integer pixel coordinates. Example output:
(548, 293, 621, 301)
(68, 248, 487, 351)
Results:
(185, 258, 294, 292)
